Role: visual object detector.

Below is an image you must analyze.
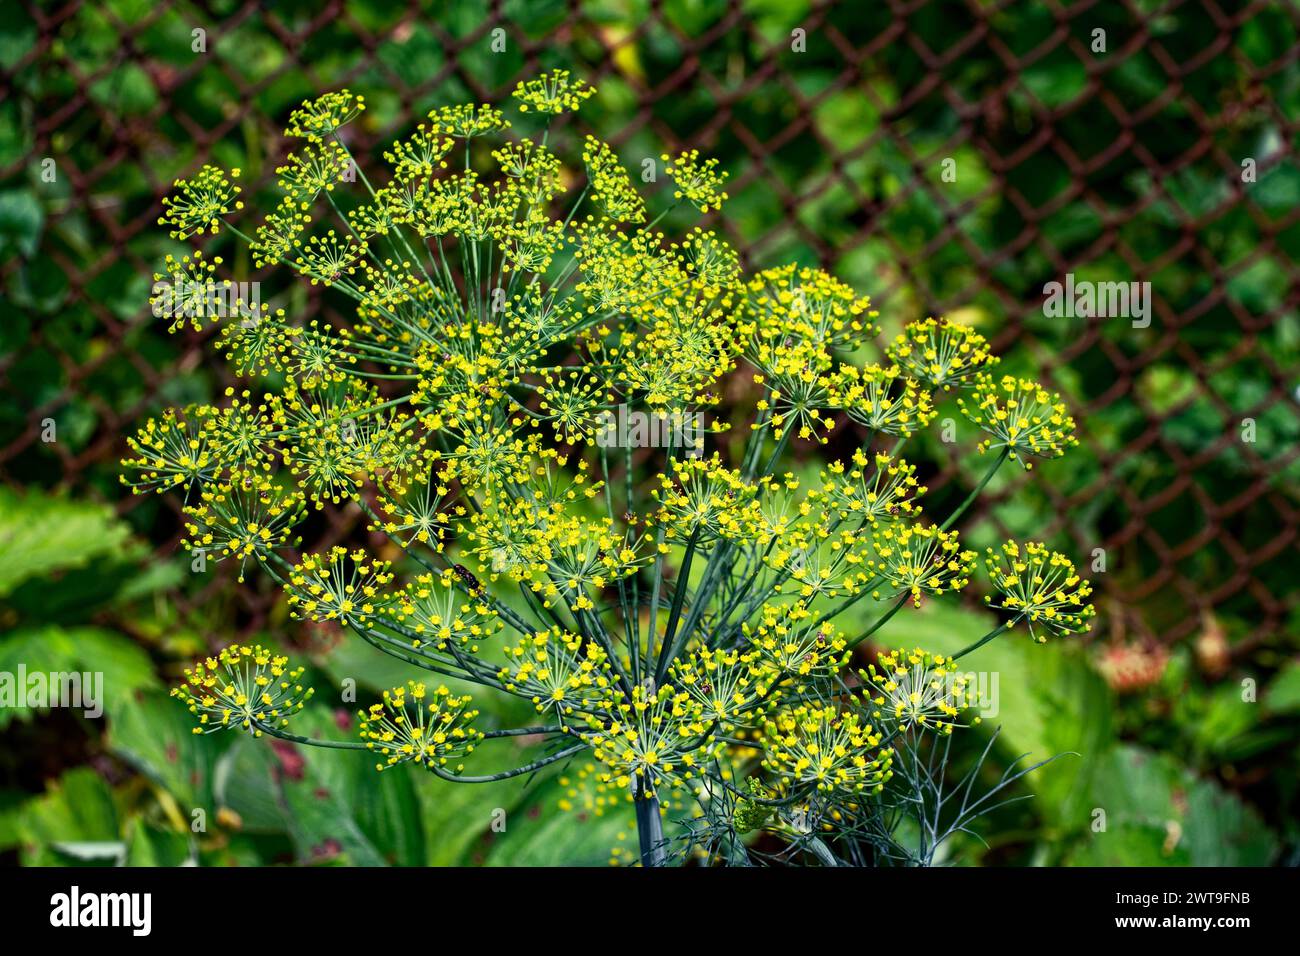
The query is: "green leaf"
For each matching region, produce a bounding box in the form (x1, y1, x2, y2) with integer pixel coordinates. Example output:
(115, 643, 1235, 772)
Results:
(1067, 745, 1277, 866)
(0, 488, 130, 597)
(0, 625, 159, 727)
(0, 189, 42, 258)
(1188, 682, 1260, 757)
(107, 689, 227, 811)
(18, 767, 120, 865)
(1065, 823, 1190, 866)
(481, 776, 633, 867)
(215, 708, 426, 866)
(124, 820, 195, 866)
(1263, 661, 1300, 716)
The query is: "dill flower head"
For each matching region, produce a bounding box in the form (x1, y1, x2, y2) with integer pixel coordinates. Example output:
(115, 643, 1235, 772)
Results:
(755, 369, 837, 444)
(581, 683, 717, 793)
(385, 124, 454, 181)
(745, 263, 880, 354)
(393, 570, 504, 651)
(759, 700, 893, 796)
(276, 139, 352, 200)
(426, 103, 509, 139)
(886, 316, 998, 389)
(670, 646, 761, 724)
(862, 647, 971, 734)
(744, 606, 849, 683)
(957, 374, 1079, 468)
(869, 523, 976, 606)
(182, 474, 306, 582)
(171, 643, 314, 735)
(662, 148, 730, 213)
(358, 681, 483, 773)
(158, 165, 242, 239)
(764, 522, 874, 603)
(285, 89, 365, 141)
(810, 449, 925, 526)
(830, 363, 936, 437)
(498, 628, 615, 716)
(983, 540, 1097, 641)
(652, 455, 759, 546)
(538, 366, 615, 443)
(150, 249, 228, 332)
(120, 406, 215, 495)
(678, 228, 740, 289)
(370, 455, 459, 550)
(285, 547, 397, 628)
(512, 68, 595, 114)
(582, 135, 646, 224)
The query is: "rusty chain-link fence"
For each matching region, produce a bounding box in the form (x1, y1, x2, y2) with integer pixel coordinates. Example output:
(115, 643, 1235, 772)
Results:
(2, 0, 1297, 655)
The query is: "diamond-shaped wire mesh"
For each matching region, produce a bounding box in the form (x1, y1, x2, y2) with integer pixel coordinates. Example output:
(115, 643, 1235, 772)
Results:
(2, 0, 1297, 652)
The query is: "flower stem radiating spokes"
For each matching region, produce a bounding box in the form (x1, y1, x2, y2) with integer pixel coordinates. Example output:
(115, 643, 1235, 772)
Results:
(144, 75, 1094, 868)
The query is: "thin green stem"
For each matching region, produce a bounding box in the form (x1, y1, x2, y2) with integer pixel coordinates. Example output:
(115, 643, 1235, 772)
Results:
(940, 447, 1009, 532)
(954, 622, 1010, 660)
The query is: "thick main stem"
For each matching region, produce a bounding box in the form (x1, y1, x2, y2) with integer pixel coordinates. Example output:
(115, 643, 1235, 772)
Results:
(634, 786, 667, 867)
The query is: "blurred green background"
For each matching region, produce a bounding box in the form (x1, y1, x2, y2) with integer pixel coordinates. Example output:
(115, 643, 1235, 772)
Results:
(0, 0, 1297, 866)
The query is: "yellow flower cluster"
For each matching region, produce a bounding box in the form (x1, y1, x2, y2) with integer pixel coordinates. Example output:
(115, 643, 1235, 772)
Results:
(580, 682, 721, 792)
(862, 647, 971, 734)
(830, 364, 937, 437)
(171, 643, 314, 735)
(983, 540, 1096, 640)
(958, 374, 1079, 467)
(886, 316, 998, 389)
(512, 69, 595, 114)
(662, 148, 730, 212)
(182, 474, 306, 582)
(359, 681, 482, 773)
(869, 523, 976, 606)
(760, 701, 893, 795)
(743, 606, 849, 683)
(582, 135, 646, 224)
(285, 546, 396, 628)
(811, 450, 924, 526)
(285, 89, 365, 141)
(499, 628, 615, 716)
(158, 165, 242, 239)
(393, 570, 504, 651)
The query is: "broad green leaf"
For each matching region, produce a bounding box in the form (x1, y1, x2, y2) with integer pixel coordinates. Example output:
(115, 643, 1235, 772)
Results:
(0, 625, 159, 727)
(1263, 661, 1300, 715)
(215, 708, 426, 866)
(1070, 745, 1276, 866)
(125, 820, 195, 866)
(18, 767, 120, 866)
(482, 776, 635, 867)
(107, 689, 227, 811)
(1065, 823, 1190, 866)
(0, 488, 130, 597)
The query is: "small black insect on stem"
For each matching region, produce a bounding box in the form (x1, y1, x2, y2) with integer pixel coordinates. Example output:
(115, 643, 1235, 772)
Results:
(452, 563, 484, 595)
